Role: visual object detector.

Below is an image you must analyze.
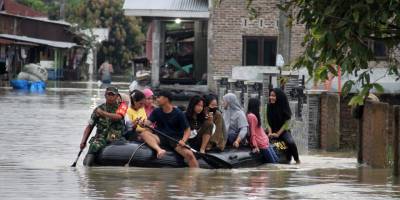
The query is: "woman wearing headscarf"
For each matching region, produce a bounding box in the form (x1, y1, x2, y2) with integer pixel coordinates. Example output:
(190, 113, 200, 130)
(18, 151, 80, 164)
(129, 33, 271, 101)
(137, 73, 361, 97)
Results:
(267, 88, 300, 164)
(143, 88, 156, 117)
(223, 93, 248, 148)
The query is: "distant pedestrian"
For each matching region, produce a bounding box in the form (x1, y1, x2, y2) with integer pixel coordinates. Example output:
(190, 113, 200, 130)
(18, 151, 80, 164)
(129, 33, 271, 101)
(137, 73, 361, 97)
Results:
(98, 60, 113, 84)
(267, 88, 300, 164)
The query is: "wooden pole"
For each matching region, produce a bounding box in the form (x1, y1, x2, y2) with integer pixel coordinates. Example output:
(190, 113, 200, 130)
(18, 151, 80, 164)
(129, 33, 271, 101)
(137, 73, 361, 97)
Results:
(394, 106, 400, 176)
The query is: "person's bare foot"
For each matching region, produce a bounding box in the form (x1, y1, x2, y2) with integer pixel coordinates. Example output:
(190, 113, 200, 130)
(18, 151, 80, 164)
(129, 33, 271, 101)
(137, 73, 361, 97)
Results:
(157, 149, 166, 159)
(200, 149, 206, 154)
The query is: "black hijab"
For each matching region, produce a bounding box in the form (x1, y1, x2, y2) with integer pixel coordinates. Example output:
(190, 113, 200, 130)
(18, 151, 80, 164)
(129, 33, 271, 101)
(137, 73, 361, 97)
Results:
(267, 88, 292, 132)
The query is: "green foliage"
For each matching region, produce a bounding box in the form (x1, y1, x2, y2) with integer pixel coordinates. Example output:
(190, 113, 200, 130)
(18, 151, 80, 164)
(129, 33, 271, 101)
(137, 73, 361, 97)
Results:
(17, 0, 83, 20)
(16, 0, 48, 12)
(278, 0, 400, 105)
(66, 0, 145, 73)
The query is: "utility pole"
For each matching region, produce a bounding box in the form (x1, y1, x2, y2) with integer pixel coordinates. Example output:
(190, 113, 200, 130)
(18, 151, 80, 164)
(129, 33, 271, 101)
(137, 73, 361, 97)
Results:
(0, 0, 4, 11)
(59, 0, 65, 20)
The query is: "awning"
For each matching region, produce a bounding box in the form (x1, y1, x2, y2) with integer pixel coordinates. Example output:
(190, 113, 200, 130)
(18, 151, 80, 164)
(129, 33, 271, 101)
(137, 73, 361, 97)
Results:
(123, 0, 209, 19)
(0, 34, 76, 48)
(0, 38, 38, 46)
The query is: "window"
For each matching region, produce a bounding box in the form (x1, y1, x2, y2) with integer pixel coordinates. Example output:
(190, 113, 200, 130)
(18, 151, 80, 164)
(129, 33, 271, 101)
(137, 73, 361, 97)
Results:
(243, 36, 277, 66)
(368, 40, 388, 60)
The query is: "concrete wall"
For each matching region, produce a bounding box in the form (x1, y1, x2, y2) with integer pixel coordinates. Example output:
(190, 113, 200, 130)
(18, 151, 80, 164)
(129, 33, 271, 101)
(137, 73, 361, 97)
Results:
(306, 92, 321, 149)
(362, 101, 390, 168)
(320, 93, 340, 151)
(339, 95, 359, 149)
(338, 94, 400, 151)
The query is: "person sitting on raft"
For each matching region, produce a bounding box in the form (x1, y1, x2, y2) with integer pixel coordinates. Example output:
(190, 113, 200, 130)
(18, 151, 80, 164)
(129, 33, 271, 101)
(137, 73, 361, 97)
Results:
(79, 86, 126, 166)
(223, 93, 249, 148)
(247, 98, 278, 163)
(267, 88, 300, 164)
(93, 92, 134, 140)
(138, 90, 199, 168)
(204, 94, 227, 151)
(125, 90, 147, 141)
(185, 95, 214, 154)
(94, 93, 129, 121)
(143, 88, 156, 117)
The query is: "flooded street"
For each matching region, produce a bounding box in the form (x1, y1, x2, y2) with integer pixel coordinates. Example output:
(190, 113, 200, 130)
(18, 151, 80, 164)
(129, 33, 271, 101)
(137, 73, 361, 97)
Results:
(1, 83, 400, 199)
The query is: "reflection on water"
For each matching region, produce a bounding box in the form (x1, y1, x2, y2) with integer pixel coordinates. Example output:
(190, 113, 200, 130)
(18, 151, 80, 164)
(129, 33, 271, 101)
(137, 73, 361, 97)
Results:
(0, 83, 400, 199)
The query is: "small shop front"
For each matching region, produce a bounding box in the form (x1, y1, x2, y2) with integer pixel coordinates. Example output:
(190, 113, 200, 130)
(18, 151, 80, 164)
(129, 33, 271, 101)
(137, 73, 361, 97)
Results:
(124, 0, 209, 88)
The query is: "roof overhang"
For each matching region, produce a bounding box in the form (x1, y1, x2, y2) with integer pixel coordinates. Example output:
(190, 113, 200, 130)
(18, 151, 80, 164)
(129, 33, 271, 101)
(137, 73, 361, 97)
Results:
(123, 0, 209, 19)
(0, 38, 38, 46)
(0, 34, 76, 49)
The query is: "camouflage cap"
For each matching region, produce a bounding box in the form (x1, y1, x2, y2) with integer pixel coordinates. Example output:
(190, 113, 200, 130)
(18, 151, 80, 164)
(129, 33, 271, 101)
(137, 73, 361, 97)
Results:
(105, 86, 119, 95)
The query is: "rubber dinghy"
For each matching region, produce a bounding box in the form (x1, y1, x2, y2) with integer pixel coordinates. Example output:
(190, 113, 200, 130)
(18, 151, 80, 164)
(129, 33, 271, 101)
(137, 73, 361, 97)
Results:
(84, 140, 290, 169)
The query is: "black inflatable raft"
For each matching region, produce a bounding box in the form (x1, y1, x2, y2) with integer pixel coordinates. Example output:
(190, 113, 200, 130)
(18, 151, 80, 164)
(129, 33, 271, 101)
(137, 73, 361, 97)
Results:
(83, 140, 290, 169)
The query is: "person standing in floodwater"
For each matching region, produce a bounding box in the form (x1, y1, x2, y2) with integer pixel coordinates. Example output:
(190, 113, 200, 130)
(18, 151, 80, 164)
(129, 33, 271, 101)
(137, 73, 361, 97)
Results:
(266, 88, 300, 164)
(98, 60, 114, 84)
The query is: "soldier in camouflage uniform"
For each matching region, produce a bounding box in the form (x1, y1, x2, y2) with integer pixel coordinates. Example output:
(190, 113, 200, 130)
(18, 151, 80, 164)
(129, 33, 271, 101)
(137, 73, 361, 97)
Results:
(80, 86, 126, 166)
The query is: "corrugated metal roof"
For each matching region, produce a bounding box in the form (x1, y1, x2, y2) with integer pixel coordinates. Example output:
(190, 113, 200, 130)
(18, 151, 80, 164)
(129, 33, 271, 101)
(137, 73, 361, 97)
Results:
(0, 34, 76, 49)
(2, 0, 46, 18)
(123, 0, 209, 18)
(0, 11, 72, 26)
(0, 38, 38, 46)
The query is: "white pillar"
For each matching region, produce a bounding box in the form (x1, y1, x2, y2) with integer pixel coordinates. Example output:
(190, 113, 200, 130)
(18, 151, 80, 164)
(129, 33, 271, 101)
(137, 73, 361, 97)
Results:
(207, 5, 214, 91)
(151, 20, 161, 87)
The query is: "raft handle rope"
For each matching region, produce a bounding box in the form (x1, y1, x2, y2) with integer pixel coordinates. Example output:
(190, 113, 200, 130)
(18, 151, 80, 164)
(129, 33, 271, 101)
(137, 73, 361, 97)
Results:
(124, 142, 146, 167)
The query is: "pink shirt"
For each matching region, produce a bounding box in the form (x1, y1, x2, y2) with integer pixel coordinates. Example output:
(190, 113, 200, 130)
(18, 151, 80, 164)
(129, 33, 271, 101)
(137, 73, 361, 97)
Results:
(144, 105, 155, 117)
(247, 113, 269, 149)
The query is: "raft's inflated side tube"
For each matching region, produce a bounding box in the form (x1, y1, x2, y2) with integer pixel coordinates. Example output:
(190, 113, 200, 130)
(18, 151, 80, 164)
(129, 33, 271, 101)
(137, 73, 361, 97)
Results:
(86, 141, 291, 168)
(94, 142, 187, 168)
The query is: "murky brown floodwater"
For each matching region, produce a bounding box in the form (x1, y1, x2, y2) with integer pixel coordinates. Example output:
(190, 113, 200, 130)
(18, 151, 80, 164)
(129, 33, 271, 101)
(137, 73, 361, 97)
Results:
(1, 82, 400, 199)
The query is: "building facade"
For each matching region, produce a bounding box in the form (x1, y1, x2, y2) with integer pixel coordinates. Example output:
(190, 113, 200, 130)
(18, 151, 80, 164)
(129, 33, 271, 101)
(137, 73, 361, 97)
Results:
(209, 0, 305, 90)
(123, 0, 306, 91)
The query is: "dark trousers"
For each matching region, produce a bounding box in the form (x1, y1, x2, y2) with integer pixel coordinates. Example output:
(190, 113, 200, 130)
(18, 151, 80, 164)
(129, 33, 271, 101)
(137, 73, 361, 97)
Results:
(279, 131, 300, 162)
(260, 146, 279, 163)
